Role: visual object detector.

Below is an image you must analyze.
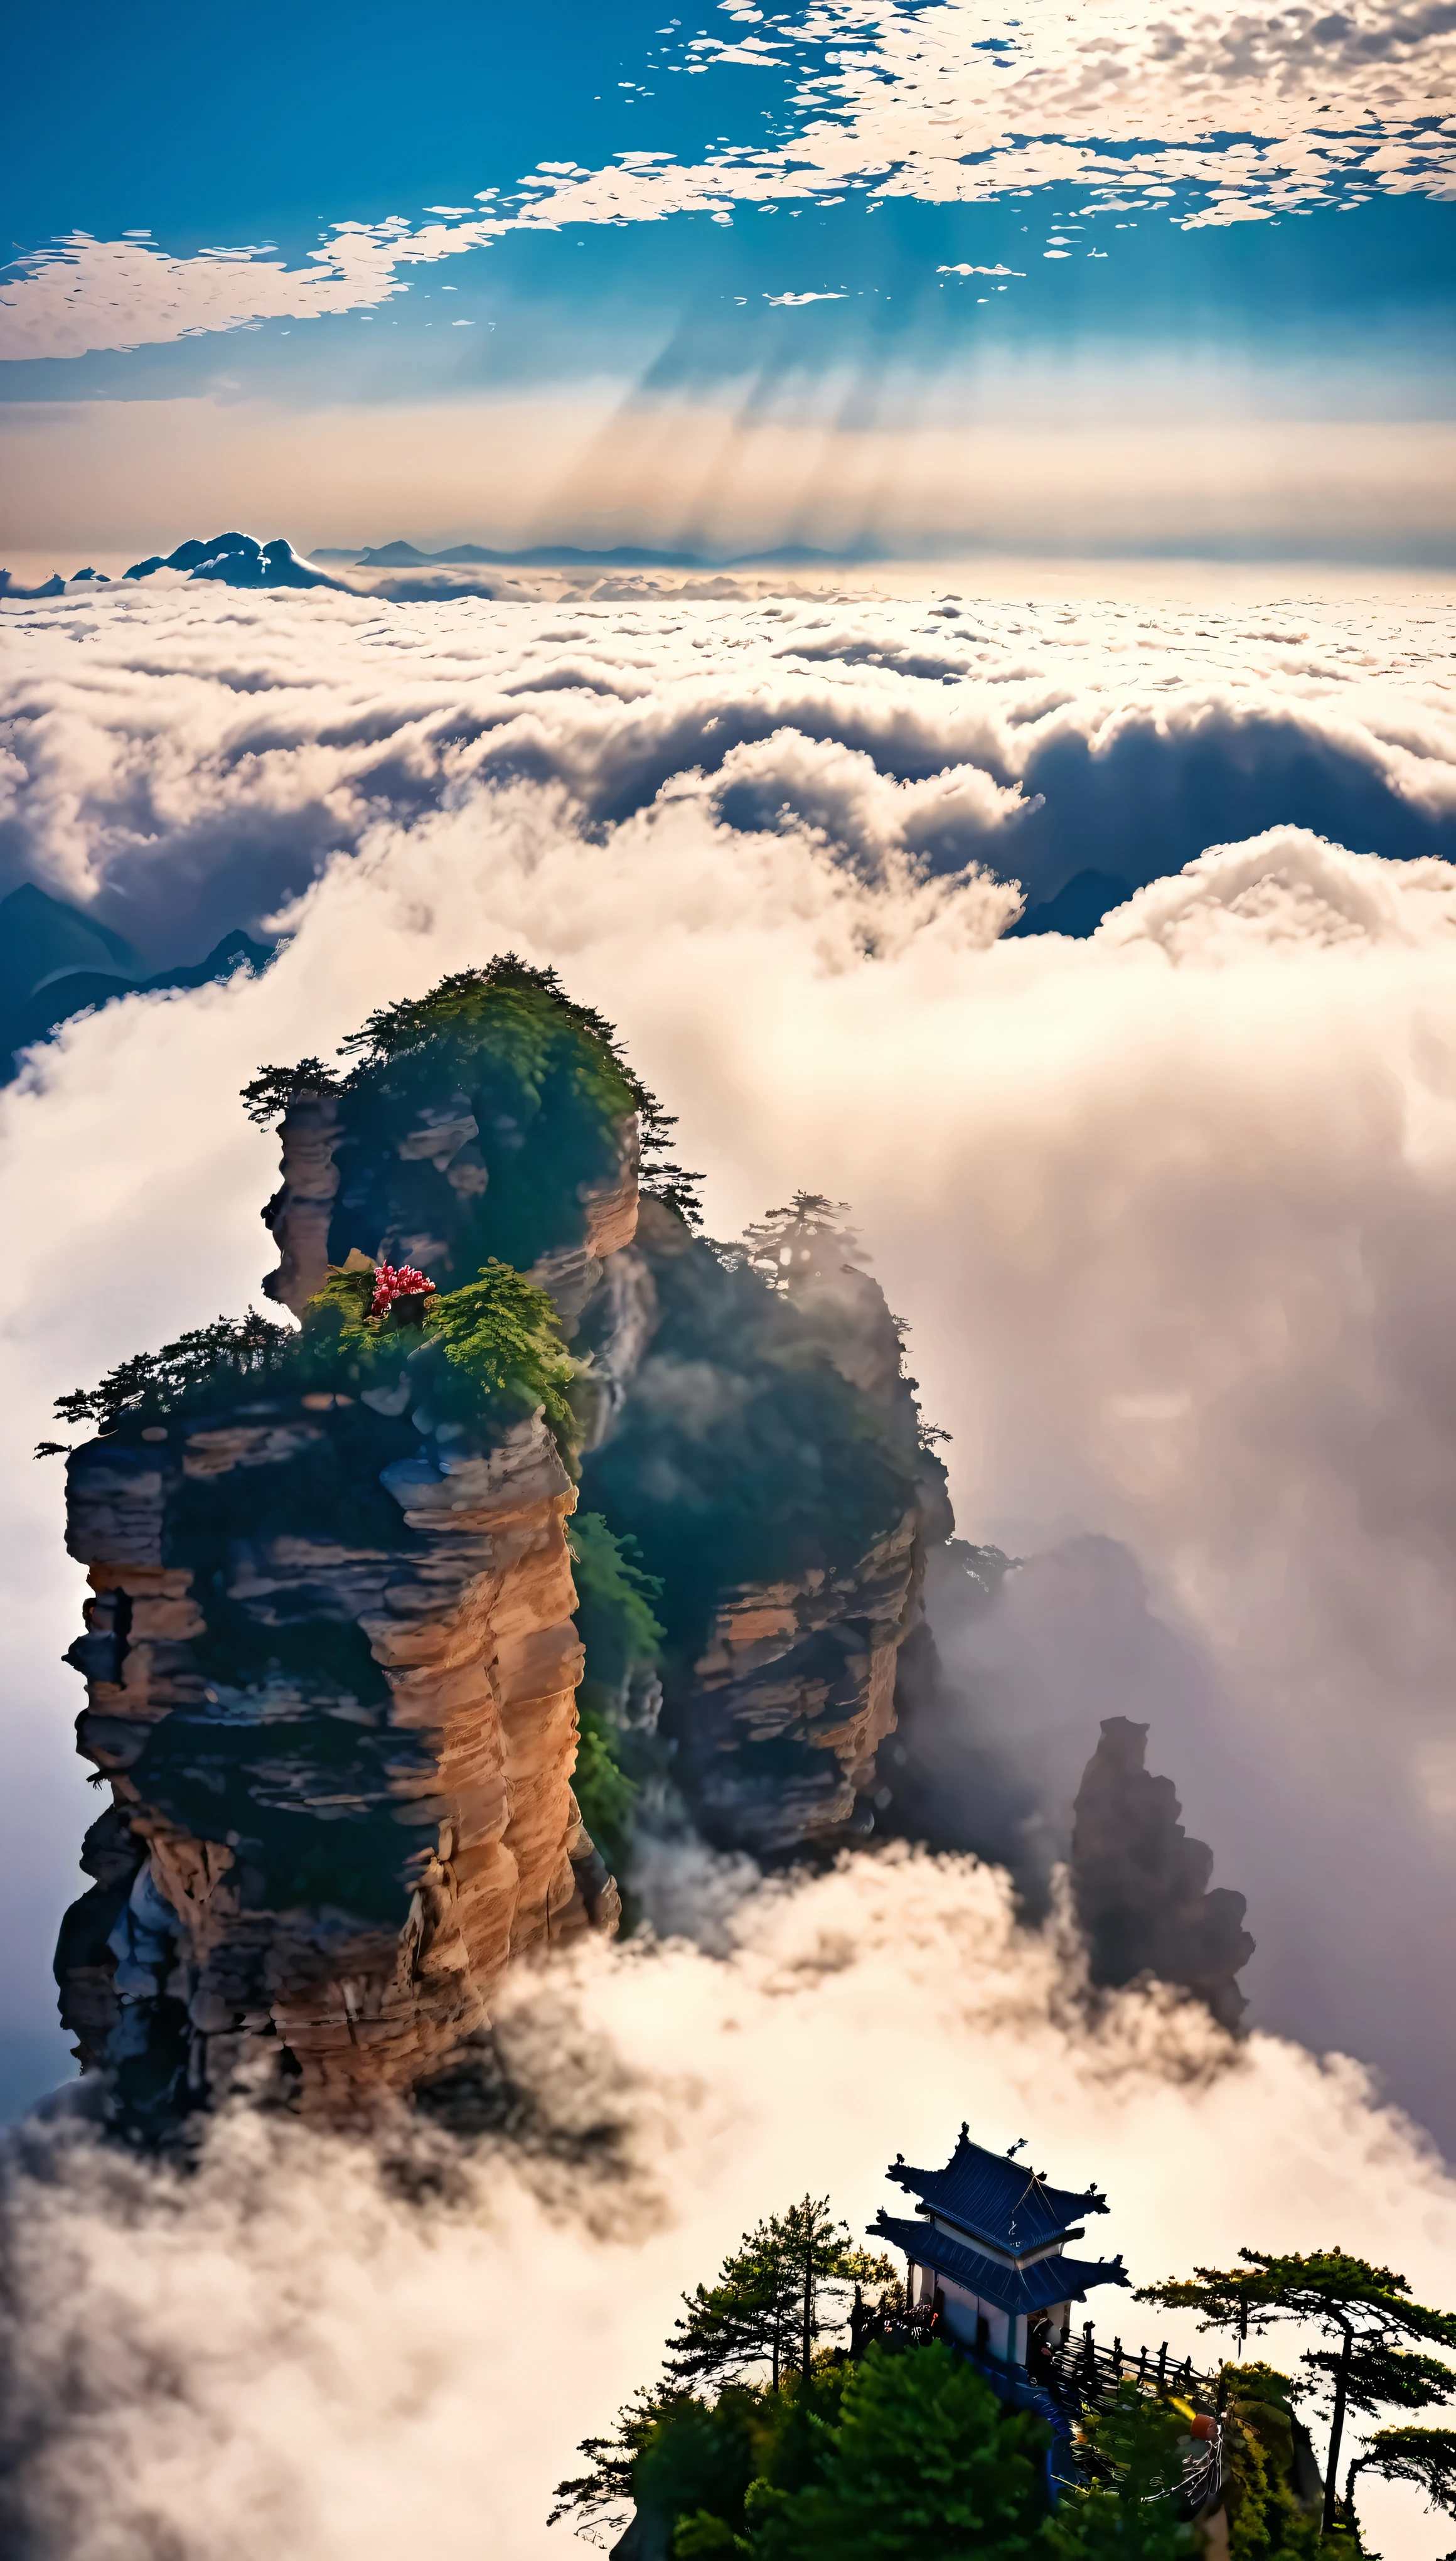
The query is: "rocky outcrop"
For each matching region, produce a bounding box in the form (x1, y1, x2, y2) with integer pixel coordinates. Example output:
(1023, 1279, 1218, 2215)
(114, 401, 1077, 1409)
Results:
(57, 957, 648, 2136)
(1071, 1715, 1254, 2032)
(678, 1509, 923, 1852)
(58, 1402, 614, 2133)
(263, 1083, 639, 1331)
(54, 963, 958, 2138)
(577, 1197, 950, 1858)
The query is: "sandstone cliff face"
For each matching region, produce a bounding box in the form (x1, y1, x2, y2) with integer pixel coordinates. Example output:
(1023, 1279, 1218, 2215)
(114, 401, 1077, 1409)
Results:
(678, 1507, 923, 1852)
(261, 1068, 638, 1328)
(58, 1405, 614, 2132)
(58, 963, 643, 2137)
(576, 1199, 950, 1859)
(55, 964, 953, 2139)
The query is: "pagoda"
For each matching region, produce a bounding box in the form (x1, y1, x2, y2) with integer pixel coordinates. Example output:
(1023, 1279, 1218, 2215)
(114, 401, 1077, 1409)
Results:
(869, 2125, 1128, 2372)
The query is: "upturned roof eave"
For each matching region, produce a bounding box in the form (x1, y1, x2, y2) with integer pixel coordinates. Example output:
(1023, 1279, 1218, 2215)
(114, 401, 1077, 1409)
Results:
(872, 2210, 1129, 2316)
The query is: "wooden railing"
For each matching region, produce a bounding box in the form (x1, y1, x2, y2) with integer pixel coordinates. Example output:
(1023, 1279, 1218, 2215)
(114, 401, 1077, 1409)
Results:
(1048, 2321, 1224, 2418)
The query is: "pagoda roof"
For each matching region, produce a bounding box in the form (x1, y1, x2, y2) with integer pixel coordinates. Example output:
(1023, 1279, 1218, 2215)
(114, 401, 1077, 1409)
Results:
(872, 2211, 1128, 2316)
(884, 2125, 1110, 2258)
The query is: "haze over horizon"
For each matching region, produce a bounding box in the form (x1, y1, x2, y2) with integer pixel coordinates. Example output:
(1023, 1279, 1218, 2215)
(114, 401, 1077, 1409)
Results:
(4, 6, 1456, 2558)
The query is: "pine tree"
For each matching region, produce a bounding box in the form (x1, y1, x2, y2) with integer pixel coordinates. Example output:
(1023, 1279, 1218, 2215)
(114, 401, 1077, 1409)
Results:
(1137, 2249, 1456, 2533)
(752, 2339, 1047, 2560)
(665, 2198, 896, 2390)
(739, 1194, 865, 1295)
(1044, 2379, 1198, 2561)
(1344, 2424, 1456, 2538)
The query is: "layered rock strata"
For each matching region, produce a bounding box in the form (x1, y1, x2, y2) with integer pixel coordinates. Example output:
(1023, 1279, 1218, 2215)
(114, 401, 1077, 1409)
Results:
(55, 962, 955, 2137)
(680, 1508, 924, 1852)
(57, 1405, 613, 2130)
(262, 1081, 638, 1331)
(577, 1200, 950, 1857)
(57, 974, 641, 2135)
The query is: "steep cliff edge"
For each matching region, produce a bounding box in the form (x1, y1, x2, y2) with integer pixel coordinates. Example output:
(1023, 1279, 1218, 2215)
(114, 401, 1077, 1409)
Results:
(58, 1407, 605, 2134)
(52, 965, 948, 2135)
(1070, 1714, 1255, 2031)
(578, 1195, 950, 1857)
(54, 960, 640, 2137)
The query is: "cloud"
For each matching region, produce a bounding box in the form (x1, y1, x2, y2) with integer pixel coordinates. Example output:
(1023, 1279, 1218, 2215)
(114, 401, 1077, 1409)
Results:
(3, 0, 1453, 360)
(1, 579, 1453, 960)
(6, 584, 1456, 2177)
(1, 1854, 1454, 2559)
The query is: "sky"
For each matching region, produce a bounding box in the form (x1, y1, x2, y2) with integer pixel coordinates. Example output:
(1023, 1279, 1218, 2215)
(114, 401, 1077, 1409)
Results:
(3, 0, 1455, 560)
(5, 12, 1456, 2555)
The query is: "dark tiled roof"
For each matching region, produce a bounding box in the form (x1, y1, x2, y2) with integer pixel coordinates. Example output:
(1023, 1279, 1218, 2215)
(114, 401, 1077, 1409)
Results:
(872, 2212, 1128, 2316)
(885, 2126, 1109, 2255)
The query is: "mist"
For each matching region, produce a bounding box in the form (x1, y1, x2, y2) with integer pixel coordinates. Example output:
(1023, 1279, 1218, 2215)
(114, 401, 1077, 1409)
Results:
(4, 576, 1456, 2547)
(2, 1855, 1453, 2561)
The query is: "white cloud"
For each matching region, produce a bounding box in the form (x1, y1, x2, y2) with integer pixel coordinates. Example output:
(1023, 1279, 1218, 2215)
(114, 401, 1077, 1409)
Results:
(3, 0, 1452, 359)
(2, 579, 1453, 950)
(5, 581, 1456, 2191)
(1, 1855, 1453, 2559)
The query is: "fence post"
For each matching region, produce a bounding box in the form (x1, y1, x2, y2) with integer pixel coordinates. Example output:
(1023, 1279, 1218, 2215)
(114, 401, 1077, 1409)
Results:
(1113, 2336, 1123, 2379)
(1157, 2342, 1168, 2394)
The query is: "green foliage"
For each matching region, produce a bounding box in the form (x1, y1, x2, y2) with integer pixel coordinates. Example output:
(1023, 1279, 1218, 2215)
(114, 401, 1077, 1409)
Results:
(550, 2380, 695, 2543)
(636, 2390, 765, 2552)
(738, 1193, 866, 1294)
(1347, 2424, 1456, 2520)
(55, 1261, 576, 1458)
(422, 1260, 578, 1438)
(581, 1221, 924, 1676)
(565, 1511, 664, 1875)
(1046, 2381, 1197, 2561)
(1137, 2248, 1456, 2536)
(1303, 2338, 1456, 2420)
(240, 1055, 339, 1125)
(570, 1510, 665, 1690)
(1216, 2367, 1320, 2561)
(666, 2199, 898, 2392)
(756, 2341, 1049, 2561)
(54, 1309, 296, 1431)
(1138, 2251, 1456, 2356)
(639, 1098, 706, 1230)
(572, 1708, 640, 1876)
(549, 2205, 896, 2550)
(335, 956, 640, 1112)
(674, 2515, 746, 2556)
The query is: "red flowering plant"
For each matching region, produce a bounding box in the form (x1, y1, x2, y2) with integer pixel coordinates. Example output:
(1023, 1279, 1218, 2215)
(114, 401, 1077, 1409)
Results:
(368, 1262, 437, 1322)
(296, 1255, 579, 1453)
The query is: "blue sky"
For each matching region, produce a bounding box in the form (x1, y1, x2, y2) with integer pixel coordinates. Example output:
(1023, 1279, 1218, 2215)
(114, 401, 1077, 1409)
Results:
(3, 0, 1455, 556)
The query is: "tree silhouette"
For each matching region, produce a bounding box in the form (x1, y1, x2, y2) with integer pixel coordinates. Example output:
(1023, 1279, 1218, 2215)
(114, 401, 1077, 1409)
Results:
(1137, 2249, 1456, 2533)
(666, 2196, 897, 2389)
(1344, 2424, 1456, 2538)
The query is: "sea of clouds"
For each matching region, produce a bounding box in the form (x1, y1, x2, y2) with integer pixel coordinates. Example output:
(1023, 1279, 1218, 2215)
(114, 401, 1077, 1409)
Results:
(4, 574, 1456, 2555)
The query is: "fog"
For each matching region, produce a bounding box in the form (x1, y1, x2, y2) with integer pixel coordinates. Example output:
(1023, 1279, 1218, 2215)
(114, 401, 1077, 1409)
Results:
(2, 1856, 1453, 2561)
(3, 576, 1456, 2546)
